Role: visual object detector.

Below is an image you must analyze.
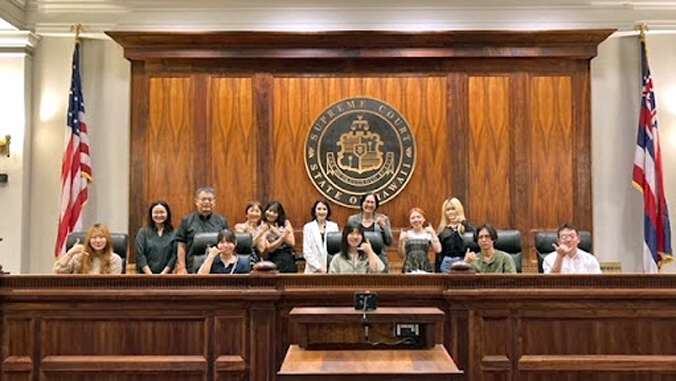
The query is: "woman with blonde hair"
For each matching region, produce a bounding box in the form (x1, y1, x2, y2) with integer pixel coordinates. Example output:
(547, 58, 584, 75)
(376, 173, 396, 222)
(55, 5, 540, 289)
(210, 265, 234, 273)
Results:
(436, 198, 475, 272)
(54, 223, 123, 274)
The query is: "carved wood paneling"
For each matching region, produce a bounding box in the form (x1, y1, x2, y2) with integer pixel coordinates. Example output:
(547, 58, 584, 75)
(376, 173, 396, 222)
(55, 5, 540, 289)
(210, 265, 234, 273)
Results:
(5, 275, 676, 380)
(146, 77, 197, 229)
(207, 77, 257, 223)
(272, 76, 448, 229)
(529, 76, 574, 229)
(5, 319, 31, 356)
(41, 317, 205, 355)
(111, 31, 609, 271)
(468, 76, 512, 228)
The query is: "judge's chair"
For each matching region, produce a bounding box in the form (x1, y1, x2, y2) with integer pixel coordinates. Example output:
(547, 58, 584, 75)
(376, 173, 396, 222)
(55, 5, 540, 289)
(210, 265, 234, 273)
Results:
(463, 230, 523, 273)
(326, 231, 385, 266)
(190, 232, 253, 273)
(534, 230, 592, 273)
(66, 232, 129, 273)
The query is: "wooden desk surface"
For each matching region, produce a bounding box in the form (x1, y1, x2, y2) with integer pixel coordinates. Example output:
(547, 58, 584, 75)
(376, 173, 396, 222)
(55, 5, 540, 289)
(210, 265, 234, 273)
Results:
(278, 344, 463, 381)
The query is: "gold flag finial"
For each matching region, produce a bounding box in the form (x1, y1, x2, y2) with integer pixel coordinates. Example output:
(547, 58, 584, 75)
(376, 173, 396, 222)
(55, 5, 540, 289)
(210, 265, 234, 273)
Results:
(70, 24, 83, 42)
(636, 23, 648, 42)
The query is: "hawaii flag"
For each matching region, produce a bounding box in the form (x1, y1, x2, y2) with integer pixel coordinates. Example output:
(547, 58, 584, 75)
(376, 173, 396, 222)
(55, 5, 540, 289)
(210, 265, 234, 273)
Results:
(632, 37, 673, 273)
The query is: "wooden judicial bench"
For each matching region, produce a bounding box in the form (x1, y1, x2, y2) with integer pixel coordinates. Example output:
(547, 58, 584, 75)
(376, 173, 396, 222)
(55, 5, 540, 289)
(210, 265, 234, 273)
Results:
(3, 274, 676, 381)
(278, 306, 462, 380)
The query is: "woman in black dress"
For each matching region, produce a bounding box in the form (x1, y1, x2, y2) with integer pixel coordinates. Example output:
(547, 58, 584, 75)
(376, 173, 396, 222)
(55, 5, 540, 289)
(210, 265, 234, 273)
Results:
(136, 200, 177, 274)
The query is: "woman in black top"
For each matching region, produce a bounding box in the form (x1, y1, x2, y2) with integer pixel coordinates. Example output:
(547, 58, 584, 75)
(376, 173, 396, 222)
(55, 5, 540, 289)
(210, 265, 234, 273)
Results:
(436, 197, 475, 272)
(136, 200, 177, 274)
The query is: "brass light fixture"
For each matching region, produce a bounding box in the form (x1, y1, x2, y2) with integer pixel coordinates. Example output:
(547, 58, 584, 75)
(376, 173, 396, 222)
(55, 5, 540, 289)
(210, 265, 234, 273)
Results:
(0, 135, 10, 157)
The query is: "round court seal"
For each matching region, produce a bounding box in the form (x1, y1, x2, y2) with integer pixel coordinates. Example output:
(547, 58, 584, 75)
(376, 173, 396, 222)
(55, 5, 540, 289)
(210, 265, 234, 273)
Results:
(304, 97, 416, 208)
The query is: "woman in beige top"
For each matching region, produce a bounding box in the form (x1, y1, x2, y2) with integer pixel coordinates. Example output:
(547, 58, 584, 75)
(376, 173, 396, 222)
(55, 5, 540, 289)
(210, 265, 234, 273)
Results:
(54, 223, 123, 274)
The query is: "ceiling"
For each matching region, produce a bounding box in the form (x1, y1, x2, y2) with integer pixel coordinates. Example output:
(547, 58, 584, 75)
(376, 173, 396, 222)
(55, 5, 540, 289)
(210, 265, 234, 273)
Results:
(3, 0, 676, 36)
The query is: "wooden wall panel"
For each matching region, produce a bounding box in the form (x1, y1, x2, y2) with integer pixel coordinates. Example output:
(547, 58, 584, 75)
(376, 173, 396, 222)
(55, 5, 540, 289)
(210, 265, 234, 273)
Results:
(207, 77, 257, 223)
(480, 316, 510, 356)
(5, 319, 31, 356)
(112, 31, 608, 271)
(529, 76, 574, 229)
(522, 317, 676, 355)
(468, 76, 512, 228)
(41, 318, 205, 355)
(42, 374, 205, 381)
(214, 313, 247, 356)
(272, 77, 448, 228)
(146, 77, 197, 228)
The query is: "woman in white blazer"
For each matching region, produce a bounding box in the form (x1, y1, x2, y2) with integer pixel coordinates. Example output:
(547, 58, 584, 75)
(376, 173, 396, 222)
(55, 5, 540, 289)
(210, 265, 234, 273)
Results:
(303, 200, 339, 274)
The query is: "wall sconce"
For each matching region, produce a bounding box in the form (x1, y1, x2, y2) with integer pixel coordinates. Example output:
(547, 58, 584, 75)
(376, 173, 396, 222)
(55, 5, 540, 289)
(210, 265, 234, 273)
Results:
(0, 135, 10, 157)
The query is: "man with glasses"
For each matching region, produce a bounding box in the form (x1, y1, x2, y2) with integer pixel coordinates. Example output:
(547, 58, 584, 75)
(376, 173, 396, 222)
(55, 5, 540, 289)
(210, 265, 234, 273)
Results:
(543, 223, 601, 274)
(175, 187, 230, 274)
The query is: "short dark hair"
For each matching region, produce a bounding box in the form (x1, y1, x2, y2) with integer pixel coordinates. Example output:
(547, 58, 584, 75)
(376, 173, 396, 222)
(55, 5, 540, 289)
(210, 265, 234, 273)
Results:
(557, 223, 579, 238)
(195, 186, 216, 198)
(264, 200, 288, 226)
(474, 224, 498, 243)
(360, 193, 379, 211)
(310, 200, 332, 220)
(216, 229, 237, 247)
(147, 200, 174, 232)
(245, 201, 263, 215)
(340, 222, 366, 259)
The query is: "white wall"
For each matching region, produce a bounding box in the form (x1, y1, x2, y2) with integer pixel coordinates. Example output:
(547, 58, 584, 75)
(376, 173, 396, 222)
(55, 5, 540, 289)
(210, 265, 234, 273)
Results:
(0, 53, 30, 274)
(29, 36, 129, 274)
(592, 33, 676, 273)
(16, 31, 676, 274)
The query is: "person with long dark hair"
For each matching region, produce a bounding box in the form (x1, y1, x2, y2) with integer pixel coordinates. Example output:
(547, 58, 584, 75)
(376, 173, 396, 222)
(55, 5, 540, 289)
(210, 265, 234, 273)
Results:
(259, 200, 297, 273)
(329, 222, 384, 274)
(54, 223, 123, 274)
(136, 200, 176, 274)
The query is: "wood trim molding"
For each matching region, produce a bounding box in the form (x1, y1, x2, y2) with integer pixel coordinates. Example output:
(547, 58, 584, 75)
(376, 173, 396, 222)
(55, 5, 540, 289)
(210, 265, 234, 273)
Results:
(107, 30, 615, 61)
(519, 355, 676, 372)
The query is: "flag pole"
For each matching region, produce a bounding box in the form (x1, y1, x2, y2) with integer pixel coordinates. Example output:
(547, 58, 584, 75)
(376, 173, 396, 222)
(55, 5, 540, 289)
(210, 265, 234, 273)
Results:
(70, 23, 83, 42)
(637, 23, 648, 41)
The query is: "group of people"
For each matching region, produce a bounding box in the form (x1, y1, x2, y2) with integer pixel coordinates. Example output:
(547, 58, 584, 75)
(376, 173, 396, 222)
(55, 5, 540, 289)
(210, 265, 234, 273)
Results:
(53, 186, 601, 275)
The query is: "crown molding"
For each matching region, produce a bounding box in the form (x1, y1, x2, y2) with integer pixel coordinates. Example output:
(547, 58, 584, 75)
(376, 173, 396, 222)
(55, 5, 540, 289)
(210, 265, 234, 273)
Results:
(0, 31, 40, 55)
(21, 1, 676, 35)
(0, 0, 27, 30)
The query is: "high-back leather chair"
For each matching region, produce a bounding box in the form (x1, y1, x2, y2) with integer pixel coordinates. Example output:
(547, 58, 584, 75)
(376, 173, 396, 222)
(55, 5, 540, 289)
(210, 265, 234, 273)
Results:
(66, 232, 129, 274)
(534, 230, 592, 273)
(463, 229, 523, 273)
(190, 232, 253, 273)
(326, 231, 384, 259)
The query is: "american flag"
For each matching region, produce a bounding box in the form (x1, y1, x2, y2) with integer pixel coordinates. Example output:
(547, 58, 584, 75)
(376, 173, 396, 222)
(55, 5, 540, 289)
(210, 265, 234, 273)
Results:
(632, 38, 673, 273)
(54, 40, 93, 257)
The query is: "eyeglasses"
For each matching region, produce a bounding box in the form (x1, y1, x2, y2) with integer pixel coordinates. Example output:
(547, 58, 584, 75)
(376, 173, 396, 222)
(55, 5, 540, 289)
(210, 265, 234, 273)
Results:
(477, 235, 492, 240)
(559, 234, 577, 240)
(198, 197, 215, 203)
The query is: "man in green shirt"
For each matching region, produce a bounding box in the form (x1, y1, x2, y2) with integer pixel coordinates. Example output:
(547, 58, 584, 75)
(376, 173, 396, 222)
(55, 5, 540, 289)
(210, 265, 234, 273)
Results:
(464, 224, 516, 274)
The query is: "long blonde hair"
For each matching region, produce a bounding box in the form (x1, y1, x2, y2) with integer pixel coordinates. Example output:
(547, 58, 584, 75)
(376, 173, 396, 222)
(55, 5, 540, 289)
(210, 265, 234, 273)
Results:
(79, 223, 115, 274)
(437, 198, 467, 234)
